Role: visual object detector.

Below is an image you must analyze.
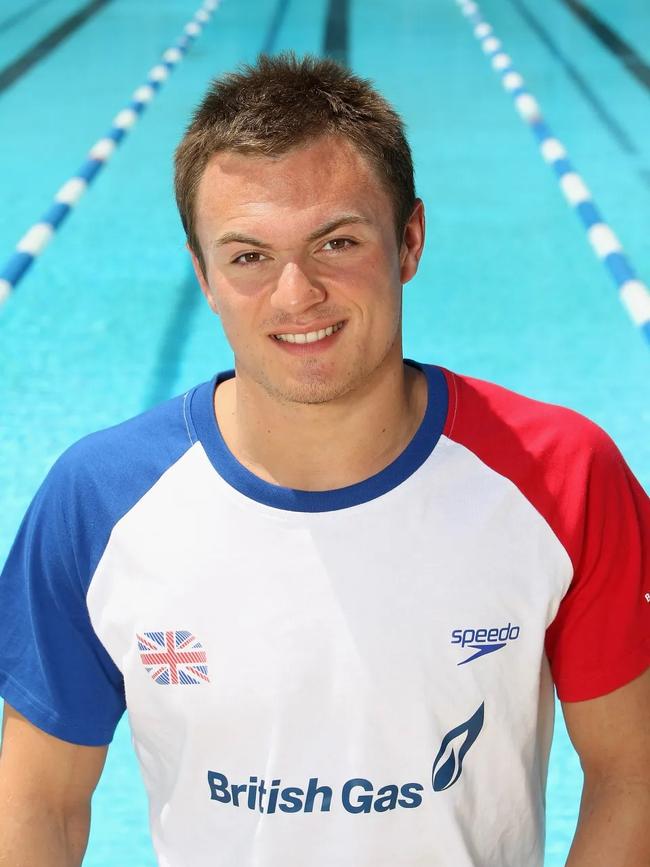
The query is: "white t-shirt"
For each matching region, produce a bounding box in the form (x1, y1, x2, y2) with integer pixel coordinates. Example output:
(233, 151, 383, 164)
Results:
(1, 360, 649, 866)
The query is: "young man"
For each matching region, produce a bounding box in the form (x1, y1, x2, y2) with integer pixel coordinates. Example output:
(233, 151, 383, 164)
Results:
(0, 54, 648, 867)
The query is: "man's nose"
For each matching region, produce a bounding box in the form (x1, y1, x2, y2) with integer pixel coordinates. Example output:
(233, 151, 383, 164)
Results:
(270, 262, 326, 312)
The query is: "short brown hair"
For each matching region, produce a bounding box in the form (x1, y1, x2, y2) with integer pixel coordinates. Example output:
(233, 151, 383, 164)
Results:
(174, 52, 416, 274)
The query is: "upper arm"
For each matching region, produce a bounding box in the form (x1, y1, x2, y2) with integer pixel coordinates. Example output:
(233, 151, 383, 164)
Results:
(0, 702, 108, 810)
(561, 667, 650, 783)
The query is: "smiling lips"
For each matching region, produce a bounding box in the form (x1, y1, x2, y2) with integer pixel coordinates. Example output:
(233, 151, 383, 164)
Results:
(271, 321, 345, 345)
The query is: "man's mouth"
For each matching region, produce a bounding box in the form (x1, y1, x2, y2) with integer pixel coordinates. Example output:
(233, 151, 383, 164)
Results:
(271, 321, 345, 344)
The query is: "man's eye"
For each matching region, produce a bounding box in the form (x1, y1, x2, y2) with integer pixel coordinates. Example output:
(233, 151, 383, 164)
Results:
(233, 251, 266, 265)
(322, 238, 354, 252)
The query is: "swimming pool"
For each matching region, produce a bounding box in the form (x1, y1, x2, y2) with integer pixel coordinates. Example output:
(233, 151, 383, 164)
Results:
(1, 0, 648, 863)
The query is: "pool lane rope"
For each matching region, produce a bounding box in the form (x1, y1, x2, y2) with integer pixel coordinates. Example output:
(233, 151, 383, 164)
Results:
(0, 0, 220, 306)
(454, 0, 650, 347)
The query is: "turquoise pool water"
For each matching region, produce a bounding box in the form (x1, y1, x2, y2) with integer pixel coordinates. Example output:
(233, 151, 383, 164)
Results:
(0, 0, 648, 863)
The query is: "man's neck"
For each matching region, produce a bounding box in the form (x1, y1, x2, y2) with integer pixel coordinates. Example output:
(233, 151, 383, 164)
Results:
(213, 358, 428, 492)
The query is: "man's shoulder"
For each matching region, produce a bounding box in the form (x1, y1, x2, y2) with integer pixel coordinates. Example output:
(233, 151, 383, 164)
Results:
(436, 367, 638, 572)
(442, 367, 612, 462)
(56, 387, 201, 485)
(39, 381, 215, 534)
(23, 382, 214, 585)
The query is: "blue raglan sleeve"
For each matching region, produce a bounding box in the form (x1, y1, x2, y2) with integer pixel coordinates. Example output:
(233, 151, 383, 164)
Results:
(0, 450, 126, 747)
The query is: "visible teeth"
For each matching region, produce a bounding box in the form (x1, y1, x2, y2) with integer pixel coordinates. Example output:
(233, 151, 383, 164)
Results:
(274, 321, 343, 343)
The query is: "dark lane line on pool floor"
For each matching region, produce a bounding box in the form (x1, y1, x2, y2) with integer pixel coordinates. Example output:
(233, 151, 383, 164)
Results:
(0, 0, 56, 37)
(143, 269, 203, 410)
(509, 0, 650, 192)
(260, 0, 291, 55)
(0, 0, 114, 96)
(557, 0, 650, 94)
(509, 0, 638, 156)
(323, 0, 349, 65)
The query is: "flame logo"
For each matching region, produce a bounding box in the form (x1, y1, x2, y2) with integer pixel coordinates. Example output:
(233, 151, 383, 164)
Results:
(431, 703, 485, 792)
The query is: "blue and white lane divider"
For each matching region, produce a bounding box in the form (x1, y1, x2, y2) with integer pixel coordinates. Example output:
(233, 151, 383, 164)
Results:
(454, 0, 650, 347)
(0, 0, 219, 306)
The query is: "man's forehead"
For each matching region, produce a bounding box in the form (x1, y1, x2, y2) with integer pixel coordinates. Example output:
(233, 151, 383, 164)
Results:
(196, 137, 386, 232)
(196, 135, 381, 213)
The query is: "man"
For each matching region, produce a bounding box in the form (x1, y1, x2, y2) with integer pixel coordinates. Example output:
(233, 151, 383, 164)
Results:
(0, 53, 648, 867)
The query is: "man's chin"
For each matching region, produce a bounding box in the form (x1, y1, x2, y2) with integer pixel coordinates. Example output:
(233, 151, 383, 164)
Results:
(261, 367, 361, 407)
(268, 381, 355, 406)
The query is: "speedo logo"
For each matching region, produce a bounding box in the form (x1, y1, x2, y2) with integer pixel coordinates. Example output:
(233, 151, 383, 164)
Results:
(451, 622, 520, 665)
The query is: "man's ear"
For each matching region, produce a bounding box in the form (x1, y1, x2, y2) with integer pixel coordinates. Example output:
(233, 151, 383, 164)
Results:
(399, 199, 425, 284)
(188, 243, 219, 315)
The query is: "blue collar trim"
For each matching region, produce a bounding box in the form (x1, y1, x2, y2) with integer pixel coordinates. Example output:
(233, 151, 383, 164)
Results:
(190, 360, 448, 512)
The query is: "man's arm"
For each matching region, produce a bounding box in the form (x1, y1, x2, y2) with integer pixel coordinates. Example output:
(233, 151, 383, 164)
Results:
(0, 702, 108, 867)
(562, 666, 650, 867)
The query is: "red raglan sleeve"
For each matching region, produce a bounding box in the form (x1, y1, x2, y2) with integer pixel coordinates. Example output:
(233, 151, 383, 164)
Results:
(544, 426, 650, 702)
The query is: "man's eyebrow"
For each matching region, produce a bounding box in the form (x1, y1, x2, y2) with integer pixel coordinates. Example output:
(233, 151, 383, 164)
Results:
(212, 215, 370, 250)
(213, 232, 272, 249)
(305, 215, 370, 243)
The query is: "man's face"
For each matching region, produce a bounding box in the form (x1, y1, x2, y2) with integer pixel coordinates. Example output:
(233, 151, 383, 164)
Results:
(191, 134, 424, 406)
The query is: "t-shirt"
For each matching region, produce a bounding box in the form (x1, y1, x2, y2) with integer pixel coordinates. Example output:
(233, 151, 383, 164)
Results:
(1, 360, 648, 867)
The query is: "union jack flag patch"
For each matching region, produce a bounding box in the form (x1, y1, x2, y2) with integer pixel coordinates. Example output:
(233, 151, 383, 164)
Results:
(137, 630, 210, 685)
